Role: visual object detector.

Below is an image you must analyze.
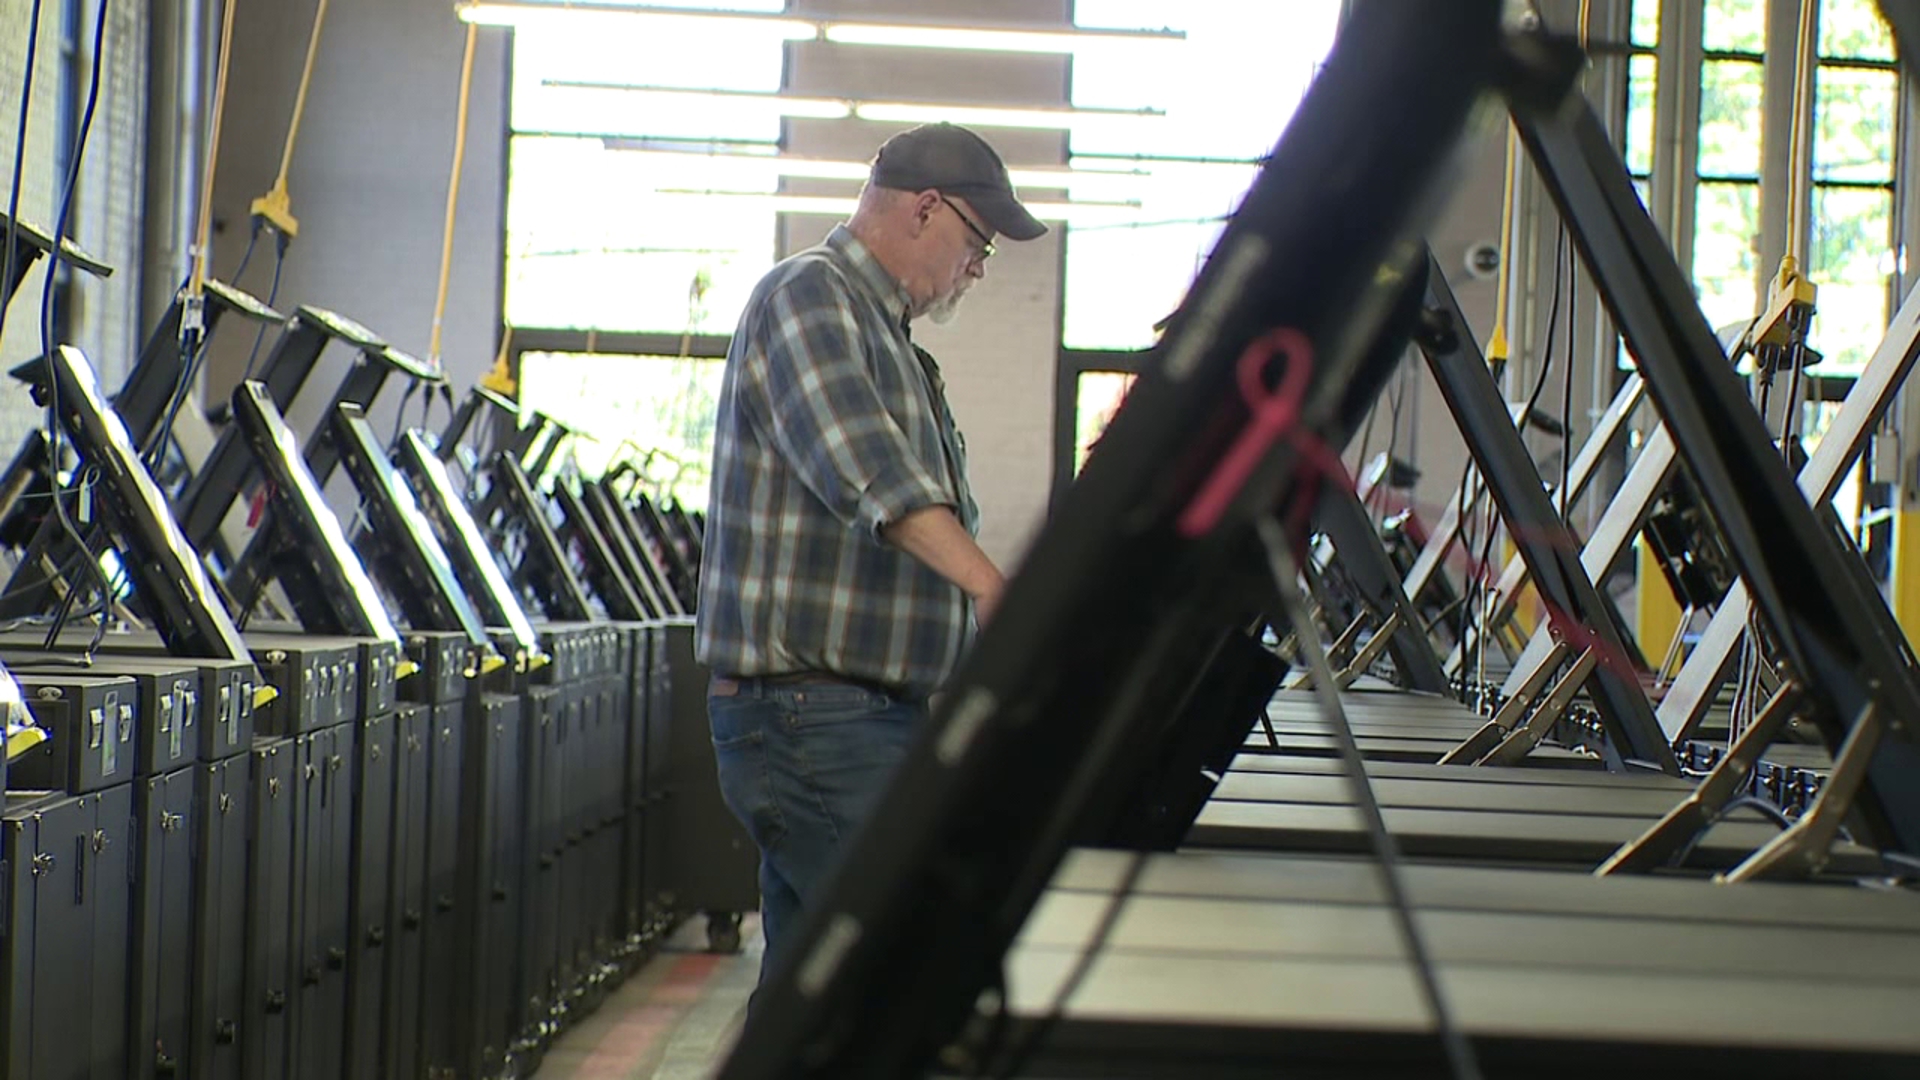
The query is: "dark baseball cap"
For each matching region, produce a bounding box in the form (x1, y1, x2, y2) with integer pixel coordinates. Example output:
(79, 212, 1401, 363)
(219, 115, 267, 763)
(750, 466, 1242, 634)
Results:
(870, 122, 1048, 241)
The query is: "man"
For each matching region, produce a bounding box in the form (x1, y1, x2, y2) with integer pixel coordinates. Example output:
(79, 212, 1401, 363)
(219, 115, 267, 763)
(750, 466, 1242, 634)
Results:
(695, 122, 1047, 981)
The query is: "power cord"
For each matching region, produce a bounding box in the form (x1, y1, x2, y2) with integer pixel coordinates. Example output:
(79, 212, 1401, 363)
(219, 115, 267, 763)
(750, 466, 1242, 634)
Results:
(38, 0, 116, 661)
(240, 229, 289, 383)
(1259, 515, 1483, 1080)
(393, 379, 420, 448)
(1671, 794, 1793, 869)
(978, 848, 1150, 1080)
(0, 0, 46, 346)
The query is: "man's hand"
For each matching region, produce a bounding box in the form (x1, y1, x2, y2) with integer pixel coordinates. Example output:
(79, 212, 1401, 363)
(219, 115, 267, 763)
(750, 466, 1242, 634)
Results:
(970, 578, 1005, 629)
(883, 506, 1003, 625)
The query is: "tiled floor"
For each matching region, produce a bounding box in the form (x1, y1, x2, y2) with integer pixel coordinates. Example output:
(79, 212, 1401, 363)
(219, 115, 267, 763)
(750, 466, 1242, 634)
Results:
(529, 915, 761, 1080)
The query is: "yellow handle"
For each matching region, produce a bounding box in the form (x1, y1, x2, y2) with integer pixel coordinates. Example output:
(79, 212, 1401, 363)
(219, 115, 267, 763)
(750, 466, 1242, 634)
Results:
(6, 726, 48, 761)
(252, 684, 282, 710)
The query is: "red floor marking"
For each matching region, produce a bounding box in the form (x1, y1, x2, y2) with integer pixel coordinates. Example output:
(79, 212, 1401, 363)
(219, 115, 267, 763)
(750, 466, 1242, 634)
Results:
(569, 953, 730, 1077)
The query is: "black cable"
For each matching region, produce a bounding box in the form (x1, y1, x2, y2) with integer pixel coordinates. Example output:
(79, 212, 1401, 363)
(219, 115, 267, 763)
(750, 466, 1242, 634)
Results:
(38, 0, 115, 659)
(0, 0, 46, 346)
(1560, 248, 1575, 524)
(1260, 517, 1482, 1080)
(1454, 452, 1476, 700)
(231, 220, 260, 286)
(393, 380, 420, 447)
(1523, 228, 1569, 423)
(240, 231, 288, 383)
(1672, 795, 1793, 868)
(980, 848, 1150, 1080)
(1354, 383, 1382, 482)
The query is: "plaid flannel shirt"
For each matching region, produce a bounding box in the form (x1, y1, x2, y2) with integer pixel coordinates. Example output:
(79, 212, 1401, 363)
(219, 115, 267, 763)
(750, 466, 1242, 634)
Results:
(695, 225, 980, 698)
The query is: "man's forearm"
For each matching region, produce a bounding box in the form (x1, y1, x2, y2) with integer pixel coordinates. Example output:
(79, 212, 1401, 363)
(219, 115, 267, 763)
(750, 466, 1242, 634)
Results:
(882, 505, 1003, 602)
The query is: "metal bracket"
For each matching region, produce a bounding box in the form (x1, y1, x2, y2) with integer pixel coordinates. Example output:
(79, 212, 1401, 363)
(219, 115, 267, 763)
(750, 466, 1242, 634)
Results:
(1438, 639, 1570, 765)
(1596, 683, 1799, 875)
(1478, 646, 1600, 766)
(1719, 700, 1882, 882)
(1334, 610, 1403, 690)
(1289, 612, 1370, 690)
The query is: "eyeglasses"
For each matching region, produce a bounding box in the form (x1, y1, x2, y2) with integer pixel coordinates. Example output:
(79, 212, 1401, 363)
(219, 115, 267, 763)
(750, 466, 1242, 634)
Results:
(939, 194, 996, 261)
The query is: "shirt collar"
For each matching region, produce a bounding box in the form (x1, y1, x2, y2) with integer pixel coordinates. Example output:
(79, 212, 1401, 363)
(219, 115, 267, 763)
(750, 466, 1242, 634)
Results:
(826, 225, 913, 332)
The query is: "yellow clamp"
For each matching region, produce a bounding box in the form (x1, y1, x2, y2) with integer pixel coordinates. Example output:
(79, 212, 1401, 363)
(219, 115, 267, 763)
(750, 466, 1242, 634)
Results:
(527, 649, 552, 672)
(479, 353, 516, 398)
(396, 658, 420, 681)
(253, 684, 282, 710)
(1747, 255, 1819, 351)
(249, 182, 300, 238)
(472, 650, 508, 678)
(6, 725, 48, 761)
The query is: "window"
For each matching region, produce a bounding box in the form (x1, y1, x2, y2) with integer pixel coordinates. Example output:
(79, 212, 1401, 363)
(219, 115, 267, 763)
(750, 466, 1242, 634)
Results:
(1807, 0, 1899, 373)
(1073, 370, 1136, 475)
(1055, 2, 1340, 496)
(504, 0, 788, 337)
(1061, 1, 1342, 351)
(502, 0, 786, 496)
(517, 350, 725, 511)
(1621, 0, 1901, 373)
(1694, 0, 1765, 337)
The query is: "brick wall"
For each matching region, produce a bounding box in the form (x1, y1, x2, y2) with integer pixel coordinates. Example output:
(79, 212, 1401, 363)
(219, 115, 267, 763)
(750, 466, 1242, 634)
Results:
(0, 0, 147, 452)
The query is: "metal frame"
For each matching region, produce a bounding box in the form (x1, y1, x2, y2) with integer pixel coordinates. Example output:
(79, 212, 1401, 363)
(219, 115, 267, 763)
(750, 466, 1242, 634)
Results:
(395, 431, 541, 657)
(222, 325, 445, 606)
(331, 402, 493, 649)
(1654, 278, 1920, 741)
(1510, 31, 1920, 855)
(552, 483, 656, 621)
(1441, 373, 1647, 673)
(1500, 425, 1676, 699)
(172, 306, 356, 553)
(38, 346, 253, 665)
(488, 452, 596, 621)
(0, 280, 283, 618)
(1309, 484, 1451, 692)
(1415, 252, 1675, 771)
(583, 482, 685, 617)
(226, 381, 401, 642)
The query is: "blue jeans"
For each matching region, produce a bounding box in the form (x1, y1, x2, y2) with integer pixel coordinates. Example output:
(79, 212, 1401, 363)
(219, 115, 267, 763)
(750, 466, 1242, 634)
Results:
(708, 676, 926, 983)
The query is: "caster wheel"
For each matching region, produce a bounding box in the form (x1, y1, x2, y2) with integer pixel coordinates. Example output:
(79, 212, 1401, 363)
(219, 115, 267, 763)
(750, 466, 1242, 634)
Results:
(706, 911, 744, 954)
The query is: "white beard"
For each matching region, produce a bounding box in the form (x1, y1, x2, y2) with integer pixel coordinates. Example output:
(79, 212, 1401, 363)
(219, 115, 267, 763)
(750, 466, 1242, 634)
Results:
(926, 289, 967, 325)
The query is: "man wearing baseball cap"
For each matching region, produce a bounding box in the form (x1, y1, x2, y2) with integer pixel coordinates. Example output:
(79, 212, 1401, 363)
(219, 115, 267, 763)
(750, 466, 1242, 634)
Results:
(696, 122, 1046, 989)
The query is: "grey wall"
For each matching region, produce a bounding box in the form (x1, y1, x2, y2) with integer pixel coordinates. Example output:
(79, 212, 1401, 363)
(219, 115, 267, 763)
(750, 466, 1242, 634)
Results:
(205, 0, 508, 444)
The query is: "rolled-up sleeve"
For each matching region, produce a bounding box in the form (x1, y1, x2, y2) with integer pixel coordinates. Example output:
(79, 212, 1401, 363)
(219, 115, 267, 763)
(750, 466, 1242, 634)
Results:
(744, 268, 952, 539)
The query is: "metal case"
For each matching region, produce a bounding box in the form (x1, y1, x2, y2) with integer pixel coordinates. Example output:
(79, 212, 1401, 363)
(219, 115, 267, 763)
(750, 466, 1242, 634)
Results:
(250, 638, 360, 735)
(9, 673, 138, 794)
(290, 723, 354, 1080)
(663, 620, 757, 920)
(191, 754, 251, 1080)
(0, 634, 256, 762)
(418, 700, 465, 1080)
(402, 629, 477, 706)
(131, 765, 197, 1079)
(242, 739, 299, 1080)
(386, 703, 431, 1080)
(518, 685, 565, 1048)
(0, 655, 197, 778)
(344, 711, 395, 1080)
(2, 788, 136, 1080)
